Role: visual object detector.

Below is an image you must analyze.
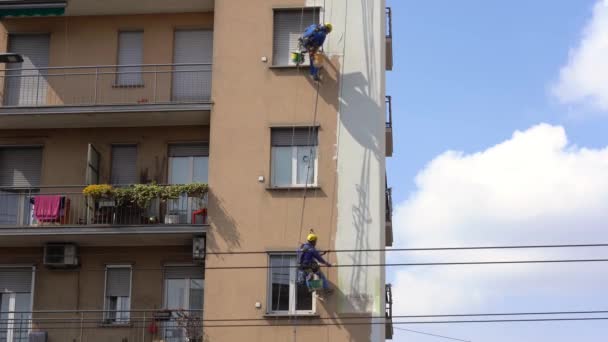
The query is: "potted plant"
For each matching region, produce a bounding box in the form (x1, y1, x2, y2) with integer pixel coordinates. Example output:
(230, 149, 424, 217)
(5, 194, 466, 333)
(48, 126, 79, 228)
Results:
(82, 184, 114, 201)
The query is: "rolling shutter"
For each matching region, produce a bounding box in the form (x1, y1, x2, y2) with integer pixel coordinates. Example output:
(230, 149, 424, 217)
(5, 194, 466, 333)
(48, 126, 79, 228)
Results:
(111, 145, 138, 185)
(106, 267, 131, 297)
(271, 127, 318, 146)
(164, 266, 204, 280)
(0, 147, 43, 187)
(172, 30, 213, 102)
(117, 31, 144, 86)
(0, 267, 33, 293)
(168, 143, 209, 157)
(272, 9, 318, 66)
(5, 34, 50, 106)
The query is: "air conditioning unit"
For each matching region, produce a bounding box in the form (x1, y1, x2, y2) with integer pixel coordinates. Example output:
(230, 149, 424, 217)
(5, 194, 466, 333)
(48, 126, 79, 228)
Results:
(193, 236, 206, 261)
(43, 243, 79, 268)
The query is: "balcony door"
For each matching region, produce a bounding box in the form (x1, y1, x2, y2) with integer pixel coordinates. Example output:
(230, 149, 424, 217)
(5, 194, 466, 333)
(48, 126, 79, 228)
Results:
(0, 147, 42, 226)
(172, 30, 213, 103)
(4, 34, 50, 106)
(0, 267, 34, 342)
(168, 144, 208, 224)
(162, 265, 204, 342)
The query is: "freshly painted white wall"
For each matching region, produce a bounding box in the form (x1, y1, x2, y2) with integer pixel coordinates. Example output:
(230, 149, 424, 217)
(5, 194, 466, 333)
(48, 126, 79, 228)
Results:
(308, 0, 387, 340)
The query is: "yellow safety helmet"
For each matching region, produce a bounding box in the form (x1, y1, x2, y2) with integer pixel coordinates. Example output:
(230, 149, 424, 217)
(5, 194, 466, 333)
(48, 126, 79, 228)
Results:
(307, 232, 318, 243)
(324, 23, 333, 33)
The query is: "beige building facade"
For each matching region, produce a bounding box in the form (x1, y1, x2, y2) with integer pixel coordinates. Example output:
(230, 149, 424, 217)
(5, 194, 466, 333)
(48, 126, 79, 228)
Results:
(0, 1, 394, 341)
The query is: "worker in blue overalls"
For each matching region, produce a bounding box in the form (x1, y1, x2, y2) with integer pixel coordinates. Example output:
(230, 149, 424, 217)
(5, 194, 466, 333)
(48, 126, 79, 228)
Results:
(292, 23, 333, 81)
(297, 231, 333, 293)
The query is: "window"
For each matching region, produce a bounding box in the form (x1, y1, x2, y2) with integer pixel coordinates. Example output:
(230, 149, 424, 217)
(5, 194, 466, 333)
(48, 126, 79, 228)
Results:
(5, 34, 50, 106)
(273, 8, 319, 66)
(163, 266, 204, 342)
(0, 147, 42, 225)
(168, 144, 209, 223)
(116, 31, 144, 86)
(111, 145, 138, 185)
(172, 29, 213, 102)
(271, 127, 318, 187)
(0, 267, 34, 342)
(104, 266, 132, 324)
(267, 254, 314, 315)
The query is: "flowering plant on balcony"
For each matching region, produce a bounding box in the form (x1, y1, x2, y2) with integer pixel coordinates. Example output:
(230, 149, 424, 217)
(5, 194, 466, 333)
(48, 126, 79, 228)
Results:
(82, 184, 114, 199)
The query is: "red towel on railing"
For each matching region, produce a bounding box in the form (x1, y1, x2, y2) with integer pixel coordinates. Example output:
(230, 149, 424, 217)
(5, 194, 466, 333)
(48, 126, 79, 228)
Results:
(34, 195, 63, 222)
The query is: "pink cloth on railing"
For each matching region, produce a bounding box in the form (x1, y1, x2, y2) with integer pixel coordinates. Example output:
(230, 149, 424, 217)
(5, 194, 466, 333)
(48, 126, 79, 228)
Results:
(34, 195, 62, 222)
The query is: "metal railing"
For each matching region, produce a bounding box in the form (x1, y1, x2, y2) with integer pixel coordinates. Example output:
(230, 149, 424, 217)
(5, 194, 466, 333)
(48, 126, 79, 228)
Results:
(385, 187, 393, 224)
(0, 185, 208, 228)
(386, 7, 393, 39)
(385, 284, 393, 340)
(0, 309, 203, 342)
(0, 63, 212, 108)
(385, 95, 393, 129)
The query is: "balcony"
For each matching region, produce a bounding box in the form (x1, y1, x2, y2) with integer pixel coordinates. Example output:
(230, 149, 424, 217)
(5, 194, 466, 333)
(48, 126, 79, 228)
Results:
(385, 95, 393, 157)
(385, 185, 393, 247)
(0, 63, 212, 129)
(385, 284, 393, 340)
(386, 7, 393, 71)
(0, 0, 213, 17)
(2, 309, 203, 342)
(0, 185, 208, 247)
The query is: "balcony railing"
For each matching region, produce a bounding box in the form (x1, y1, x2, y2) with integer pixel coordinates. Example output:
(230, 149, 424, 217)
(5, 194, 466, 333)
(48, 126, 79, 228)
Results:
(0, 309, 203, 342)
(386, 7, 393, 70)
(0, 63, 212, 109)
(385, 95, 392, 129)
(0, 185, 208, 228)
(385, 95, 394, 157)
(385, 284, 393, 340)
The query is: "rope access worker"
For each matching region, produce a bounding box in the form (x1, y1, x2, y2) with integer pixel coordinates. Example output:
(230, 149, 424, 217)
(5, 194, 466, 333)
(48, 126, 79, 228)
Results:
(292, 23, 333, 81)
(297, 230, 333, 293)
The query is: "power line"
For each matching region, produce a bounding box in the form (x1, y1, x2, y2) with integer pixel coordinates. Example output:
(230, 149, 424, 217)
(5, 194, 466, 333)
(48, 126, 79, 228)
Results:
(205, 242, 608, 255)
(29, 258, 608, 272)
(4, 310, 608, 323)
(8, 242, 608, 258)
(393, 327, 471, 342)
(2, 317, 608, 331)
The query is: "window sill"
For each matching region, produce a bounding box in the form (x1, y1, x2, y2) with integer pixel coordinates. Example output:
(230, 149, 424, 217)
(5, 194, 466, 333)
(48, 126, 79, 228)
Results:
(112, 84, 145, 88)
(264, 313, 319, 319)
(266, 185, 321, 191)
(269, 64, 310, 70)
(99, 322, 132, 328)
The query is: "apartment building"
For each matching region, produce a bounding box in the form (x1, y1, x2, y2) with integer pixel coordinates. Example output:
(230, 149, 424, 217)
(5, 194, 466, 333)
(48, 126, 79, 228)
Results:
(0, 1, 394, 342)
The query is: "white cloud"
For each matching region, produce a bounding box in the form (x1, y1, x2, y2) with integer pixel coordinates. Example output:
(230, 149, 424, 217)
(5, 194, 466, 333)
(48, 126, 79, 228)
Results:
(390, 124, 608, 318)
(552, 0, 608, 111)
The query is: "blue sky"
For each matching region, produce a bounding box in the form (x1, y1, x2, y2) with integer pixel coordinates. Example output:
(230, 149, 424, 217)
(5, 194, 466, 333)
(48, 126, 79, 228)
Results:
(386, 1, 608, 341)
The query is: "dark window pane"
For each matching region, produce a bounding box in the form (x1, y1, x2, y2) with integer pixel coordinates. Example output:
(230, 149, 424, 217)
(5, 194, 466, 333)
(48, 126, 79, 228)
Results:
(295, 282, 312, 311)
(270, 256, 291, 311)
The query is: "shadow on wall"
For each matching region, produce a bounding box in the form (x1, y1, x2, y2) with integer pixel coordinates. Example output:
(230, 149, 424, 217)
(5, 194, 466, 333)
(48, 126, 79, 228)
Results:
(320, 279, 375, 342)
(206, 189, 241, 254)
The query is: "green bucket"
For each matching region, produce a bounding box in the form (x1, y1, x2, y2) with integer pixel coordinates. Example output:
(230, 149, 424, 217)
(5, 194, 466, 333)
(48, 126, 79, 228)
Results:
(308, 279, 324, 290)
(291, 52, 305, 64)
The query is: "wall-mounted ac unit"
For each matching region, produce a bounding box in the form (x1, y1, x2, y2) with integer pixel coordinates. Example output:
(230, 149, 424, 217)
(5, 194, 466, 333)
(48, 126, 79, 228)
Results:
(43, 243, 79, 268)
(193, 236, 205, 262)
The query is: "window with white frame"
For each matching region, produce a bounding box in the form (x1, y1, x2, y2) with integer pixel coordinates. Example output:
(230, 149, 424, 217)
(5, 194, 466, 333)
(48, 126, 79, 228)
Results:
(104, 265, 132, 324)
(272, 8, 319, 66)
(267, 254, 314, 315)
(162, 265, 204, 342)
(271, 127, 318, 187)
(116, 31, 144, 86)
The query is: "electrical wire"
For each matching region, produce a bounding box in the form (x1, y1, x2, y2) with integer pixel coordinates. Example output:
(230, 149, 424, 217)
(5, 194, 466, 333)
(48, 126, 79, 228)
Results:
(7, 242, 608, 258)
(2, 317, 607, 331)
(393, 327, 472, 342)
(3, 310, 608, 323)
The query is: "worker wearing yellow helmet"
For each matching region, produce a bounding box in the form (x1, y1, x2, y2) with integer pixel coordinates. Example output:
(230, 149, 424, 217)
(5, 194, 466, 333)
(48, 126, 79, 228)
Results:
(297, 230, 332, 293)
(292, 22, 333, 81)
